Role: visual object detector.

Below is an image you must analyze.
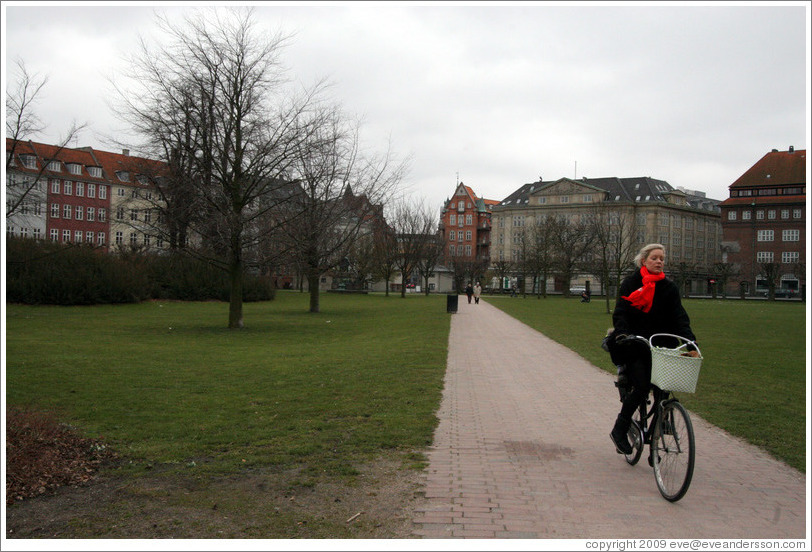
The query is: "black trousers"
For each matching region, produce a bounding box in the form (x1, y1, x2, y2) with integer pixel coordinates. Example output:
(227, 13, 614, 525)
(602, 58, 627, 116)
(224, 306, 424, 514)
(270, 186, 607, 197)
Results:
(619, 351, 652, 420)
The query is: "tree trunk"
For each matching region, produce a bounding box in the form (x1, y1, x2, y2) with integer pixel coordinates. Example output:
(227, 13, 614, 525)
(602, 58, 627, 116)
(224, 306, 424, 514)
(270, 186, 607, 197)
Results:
(400, 274, 407, 298)
(228, 258, 244, 329)
(308, 271, 321, 313)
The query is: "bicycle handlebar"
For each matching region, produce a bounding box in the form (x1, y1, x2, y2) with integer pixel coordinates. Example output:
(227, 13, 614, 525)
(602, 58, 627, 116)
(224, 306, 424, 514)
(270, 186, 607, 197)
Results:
(624, 333, 702, 359)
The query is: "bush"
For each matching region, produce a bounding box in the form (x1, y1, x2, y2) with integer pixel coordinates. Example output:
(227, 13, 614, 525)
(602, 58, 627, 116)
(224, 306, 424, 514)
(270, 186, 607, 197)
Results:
(5, 238, 275, 305)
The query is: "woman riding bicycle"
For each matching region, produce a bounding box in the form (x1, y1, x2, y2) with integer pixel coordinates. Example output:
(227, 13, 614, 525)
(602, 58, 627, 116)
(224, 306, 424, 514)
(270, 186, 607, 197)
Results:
(606, 243, 699, 455)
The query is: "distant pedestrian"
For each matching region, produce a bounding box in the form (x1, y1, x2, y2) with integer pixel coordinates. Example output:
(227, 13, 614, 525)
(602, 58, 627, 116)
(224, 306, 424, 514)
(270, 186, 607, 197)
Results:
(474, 283, 482, 304)
(465, 283, 474, 304)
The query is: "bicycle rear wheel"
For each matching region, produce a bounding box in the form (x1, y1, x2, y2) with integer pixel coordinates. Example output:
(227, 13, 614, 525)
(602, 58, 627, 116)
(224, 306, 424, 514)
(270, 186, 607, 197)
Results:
(651, 401, 695, 501)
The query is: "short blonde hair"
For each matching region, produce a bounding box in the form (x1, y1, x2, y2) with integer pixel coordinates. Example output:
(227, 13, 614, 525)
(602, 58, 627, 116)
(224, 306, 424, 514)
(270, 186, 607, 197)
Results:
(634, 243, 666, 268)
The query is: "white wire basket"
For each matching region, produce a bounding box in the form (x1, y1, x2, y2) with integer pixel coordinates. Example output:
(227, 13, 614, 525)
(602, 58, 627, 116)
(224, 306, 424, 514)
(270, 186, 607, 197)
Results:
(649, 333, 703, 393)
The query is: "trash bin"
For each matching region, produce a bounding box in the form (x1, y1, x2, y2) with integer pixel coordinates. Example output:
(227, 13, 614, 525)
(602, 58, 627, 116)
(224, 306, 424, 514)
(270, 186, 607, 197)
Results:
(446, 293, 458, 313)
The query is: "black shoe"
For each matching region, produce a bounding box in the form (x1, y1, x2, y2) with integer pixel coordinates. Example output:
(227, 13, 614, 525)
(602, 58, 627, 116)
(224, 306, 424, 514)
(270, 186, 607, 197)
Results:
(610, 430, 632, 455)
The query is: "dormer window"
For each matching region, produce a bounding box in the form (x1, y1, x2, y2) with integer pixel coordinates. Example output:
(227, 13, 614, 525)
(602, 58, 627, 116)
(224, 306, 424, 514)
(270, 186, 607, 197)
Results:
(117, 171, 130, 182)
(47, 160, 61, 172)
(88, 166, 102, 178)
(68, 163, 82, 175)
(20, 155, 37, 169)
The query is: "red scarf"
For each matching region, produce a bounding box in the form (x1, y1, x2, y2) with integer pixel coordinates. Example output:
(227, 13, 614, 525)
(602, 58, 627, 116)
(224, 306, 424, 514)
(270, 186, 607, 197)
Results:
(622, 267, 665, 313)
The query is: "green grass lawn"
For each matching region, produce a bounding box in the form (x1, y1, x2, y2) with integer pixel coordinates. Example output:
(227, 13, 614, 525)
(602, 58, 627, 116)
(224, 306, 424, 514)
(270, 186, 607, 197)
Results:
(6, 290, 807, 481)
(5, 292, 451, 479)
(487, 294, 808, 472)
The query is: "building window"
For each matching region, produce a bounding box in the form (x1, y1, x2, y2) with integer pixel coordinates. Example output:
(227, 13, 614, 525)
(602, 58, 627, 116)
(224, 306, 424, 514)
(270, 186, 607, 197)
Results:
(727, 210, 737, 221)
(782, 252, 799, 264)
(465, 230, 472, 241)
(783, 229, 800, 242)
(51, 179, 60, 194)
(117, 188, 126, 197)
(756, 210, 764, 220)
(116, 207, 125, 220)
(63, 204, 72, 219)
(583, 194, 592, 202)
(62, 229, 71, 242)
(98, 209, 106, 222)
(756, 251, 774, 263)
(75, 205, 84, 220)
(63, 181, 72, 195)
(76, 182, 84, 196)
(99, 185, 107, 200)
(560, 196, 569, 204)
(97, 232, 106, 246)
(88, 167, 102, 178)
(742, 210, 751, 220)
(781, 209, 789, 219)
(50, 229, 59, 241)
(115, 231, 123, 245)
(130, 209, 138, 221)
(449, 214, 456, 225)
(68, 163, 82, 175)
(144, 209, 151, 223)
(21, 155, 36, 169)
(538, 197, 547, 205)
(75, 230, 83, 243)
(793, 209, 802, 219)
(449, 231, 456, 241)
(87, 183, 96, 198)
(466, 214, 472, 225)
(130, 232, 137, 245)
(87, 207, 95, 221)
(50, 203, 60, 218)
(118, 171, 131, 182)
(757, 230, 774, 242)
(449, 245, 455, 256)
(47, 160, 61, 172)
(768, 210, 776, 220)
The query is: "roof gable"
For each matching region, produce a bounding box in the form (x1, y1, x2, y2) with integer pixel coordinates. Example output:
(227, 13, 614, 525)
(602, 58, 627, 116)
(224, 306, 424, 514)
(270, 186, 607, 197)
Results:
(730, 148, 806, 189)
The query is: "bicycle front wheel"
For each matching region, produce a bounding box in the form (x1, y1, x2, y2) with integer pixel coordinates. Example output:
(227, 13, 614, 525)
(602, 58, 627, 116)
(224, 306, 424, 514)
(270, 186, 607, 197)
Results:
(651, 401, 695, 501)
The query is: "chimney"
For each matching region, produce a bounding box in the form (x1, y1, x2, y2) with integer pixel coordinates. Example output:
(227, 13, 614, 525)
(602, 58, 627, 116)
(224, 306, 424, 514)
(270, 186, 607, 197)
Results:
(122, 149, 130, 156)
(789, 145, 794, 153)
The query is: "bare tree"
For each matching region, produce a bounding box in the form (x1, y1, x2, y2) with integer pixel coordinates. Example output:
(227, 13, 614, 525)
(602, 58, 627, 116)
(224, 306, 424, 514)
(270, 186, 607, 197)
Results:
(110, 7, 331, 327)
(589, 205, 637, 312)
(549, 214, 595, 297)
(759, 262, 782, 300)
(415, 228, 444, 295)
(526, 217, 557, 298)
(6, 58, 86, 220)
(405, 203, 442, 296)
(490, 259, 514, 294)
(280, 103, 406, 312)
(370, 223, 399, 296)
(390, 199, 436, 298)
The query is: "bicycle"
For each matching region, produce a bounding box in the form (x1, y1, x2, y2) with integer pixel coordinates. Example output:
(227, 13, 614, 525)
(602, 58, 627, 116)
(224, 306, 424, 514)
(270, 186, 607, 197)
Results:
(614, 333, 703, 502)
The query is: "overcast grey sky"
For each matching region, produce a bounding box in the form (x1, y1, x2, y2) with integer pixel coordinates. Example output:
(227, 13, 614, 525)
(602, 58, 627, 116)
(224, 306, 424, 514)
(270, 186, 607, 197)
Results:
(3, 1, 809, 214)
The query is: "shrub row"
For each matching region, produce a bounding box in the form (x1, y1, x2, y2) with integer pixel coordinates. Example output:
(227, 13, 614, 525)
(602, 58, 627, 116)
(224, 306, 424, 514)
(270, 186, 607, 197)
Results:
(5, 238, 275, 305)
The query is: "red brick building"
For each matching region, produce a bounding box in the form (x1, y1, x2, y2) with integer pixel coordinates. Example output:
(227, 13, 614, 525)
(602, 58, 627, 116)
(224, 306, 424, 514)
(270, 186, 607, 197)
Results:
(719, 147, 806, 297)
(7, 139, 113, 249)
(439, 182, 498, 265)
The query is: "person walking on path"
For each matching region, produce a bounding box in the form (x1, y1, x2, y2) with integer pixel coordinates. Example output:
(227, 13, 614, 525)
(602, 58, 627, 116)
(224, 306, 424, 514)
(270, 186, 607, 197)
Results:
(465, 283, 474, 304)
(473, 282, 482, 304)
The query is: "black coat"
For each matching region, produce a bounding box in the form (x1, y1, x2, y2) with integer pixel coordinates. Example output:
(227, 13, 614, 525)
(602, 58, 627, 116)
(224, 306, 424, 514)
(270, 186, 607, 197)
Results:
(607, 270, 696, 365)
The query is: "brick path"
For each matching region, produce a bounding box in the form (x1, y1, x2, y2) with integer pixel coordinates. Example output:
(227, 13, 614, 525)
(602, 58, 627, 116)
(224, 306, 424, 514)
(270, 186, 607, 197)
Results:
(412, 298, 807, 539)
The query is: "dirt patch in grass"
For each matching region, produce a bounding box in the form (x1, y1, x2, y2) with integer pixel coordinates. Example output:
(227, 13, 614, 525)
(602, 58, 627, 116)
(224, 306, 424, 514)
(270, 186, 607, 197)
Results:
(5, 407, 428, 539)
